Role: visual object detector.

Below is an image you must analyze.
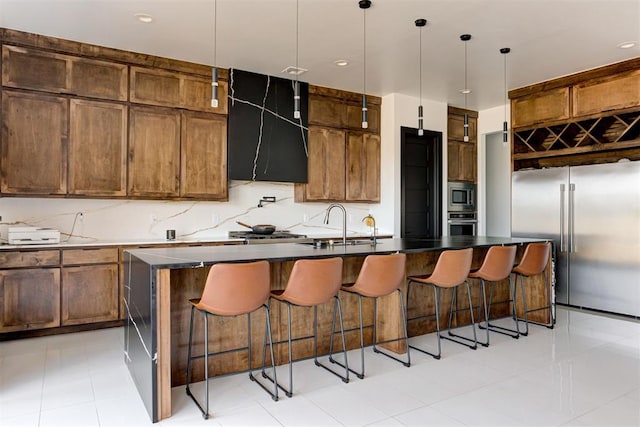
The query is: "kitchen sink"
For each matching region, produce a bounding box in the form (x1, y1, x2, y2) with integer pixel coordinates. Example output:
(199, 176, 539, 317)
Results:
(298, 239, 379, 248)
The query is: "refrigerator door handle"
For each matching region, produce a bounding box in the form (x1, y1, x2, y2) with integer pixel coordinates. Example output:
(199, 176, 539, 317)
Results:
(569, 183, 576, 253)
(560, 183, 566, 252)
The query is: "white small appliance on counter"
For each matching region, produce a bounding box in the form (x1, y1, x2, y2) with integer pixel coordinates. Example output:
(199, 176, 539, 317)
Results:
(8, 227, 61, 245)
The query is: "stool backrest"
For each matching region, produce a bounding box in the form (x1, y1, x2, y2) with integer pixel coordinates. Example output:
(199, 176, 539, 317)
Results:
(282, 257, 343, 306)
(353, 253, 407, 297)
(514, 242, 551, 276)
(197, 260, 270, 316)
(427, 248, 473, 287)
(474, 245, 517, 281)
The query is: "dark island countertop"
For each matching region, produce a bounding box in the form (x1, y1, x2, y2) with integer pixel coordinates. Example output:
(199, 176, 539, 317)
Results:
(124, 236, 545, 269)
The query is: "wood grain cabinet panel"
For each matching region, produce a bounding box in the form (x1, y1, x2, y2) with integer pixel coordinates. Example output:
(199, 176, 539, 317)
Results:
(130, 66, 228, 114)
(296, 127, 346, 201)
(512, 87, 571, 128)
(346, 132, 380, 202)
(69, 100, 127, 196)
(309, 94, 346, 128)
(573, 69, 640, 117)
(2, 45, 127, 100)
(0, 250, 60, 268)
(447, 111, 477, 143)
(180, 111, 228, 199)
(62, 248, 119, 265)
(1, 90, 68, 195)
(0, 268, 61, 332)
(346, 101, 380, 134)
(128, 106, 181, 197)
(61, 264, 119, 325)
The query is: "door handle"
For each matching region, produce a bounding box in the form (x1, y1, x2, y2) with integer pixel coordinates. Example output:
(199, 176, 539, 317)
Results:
(569, 183, 575, 253)
(560, 183, 565, 252)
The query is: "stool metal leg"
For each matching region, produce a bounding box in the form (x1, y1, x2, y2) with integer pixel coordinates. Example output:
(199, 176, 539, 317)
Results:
(315, 297, 350, 383)
(408, 283, 442, 360)
(517, 272, 554, 333)
(478, 275, 520, 339)
(372, 289, 411, 368)
(251, 305, 279, 401)
(186, 305, 210, 419)
(442, 281, 478, 350)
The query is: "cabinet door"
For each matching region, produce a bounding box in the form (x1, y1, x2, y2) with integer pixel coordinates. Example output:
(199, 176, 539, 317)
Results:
(512, 87, 570, 128)
(308, 94, 346, 128)
(459, 142, 477, 182)
(573, 69, 640, 117)
(128, 106, 181, 197)
(2, 45, 127, 100)
(61, 264, 118, 325)
(300, 127, 346, 201)
(346, 132, 380, 202)
(180, 111, 228, 199)
(69, 100, 128, 196)
(182, 76, 228, 115)
(0, 268, 61, 332)
(346, 101, 380, 134)
(1, 90, 68, 194)
(447, 141, 462, 181)
(448, 112, 477, 143)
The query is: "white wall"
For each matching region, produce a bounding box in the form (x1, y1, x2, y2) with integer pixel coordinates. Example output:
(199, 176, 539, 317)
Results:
(478, 104, 511, 236)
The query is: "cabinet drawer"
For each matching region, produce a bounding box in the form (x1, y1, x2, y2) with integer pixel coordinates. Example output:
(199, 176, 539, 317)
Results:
(0, 250, 60, 268)
(62, 248, 119, 265)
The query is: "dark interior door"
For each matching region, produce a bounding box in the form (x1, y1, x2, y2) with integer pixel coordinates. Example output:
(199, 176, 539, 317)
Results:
(401, 126, 442, 238)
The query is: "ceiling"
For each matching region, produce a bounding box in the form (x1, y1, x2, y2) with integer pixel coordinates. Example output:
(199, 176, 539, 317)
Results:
(1, 0, 638, 111)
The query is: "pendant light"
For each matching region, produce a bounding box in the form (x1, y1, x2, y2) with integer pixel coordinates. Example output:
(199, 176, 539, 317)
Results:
(500, 47, 511, 145)
(359, 0, 371, 129)
(416, 18, 426, 136)
(460, 34, 471, 142)
(293, 0, 301, 119)
(210, 0, 219, 108)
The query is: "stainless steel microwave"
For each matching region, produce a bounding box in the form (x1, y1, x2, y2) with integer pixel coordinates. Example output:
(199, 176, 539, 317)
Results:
(448, 182, 476, 212)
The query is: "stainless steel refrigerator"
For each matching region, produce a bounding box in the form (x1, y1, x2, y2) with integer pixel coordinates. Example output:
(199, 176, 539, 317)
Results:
(512, 160, 640, 317)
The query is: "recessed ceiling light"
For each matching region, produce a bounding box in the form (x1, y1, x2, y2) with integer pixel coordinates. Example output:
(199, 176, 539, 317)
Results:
(617, 41, 637, 49)
(134, 13, 154, 23)
(282, 66, 308, 76)
(334, 59, 349, 67)
(459, 89, 472, 94)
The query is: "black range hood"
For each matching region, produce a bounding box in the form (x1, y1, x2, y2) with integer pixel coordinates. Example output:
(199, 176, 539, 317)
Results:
(227, 69, 309, 183)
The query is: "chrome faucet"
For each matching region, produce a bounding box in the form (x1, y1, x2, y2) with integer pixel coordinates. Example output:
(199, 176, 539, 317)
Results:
(324, 204, 347, 246)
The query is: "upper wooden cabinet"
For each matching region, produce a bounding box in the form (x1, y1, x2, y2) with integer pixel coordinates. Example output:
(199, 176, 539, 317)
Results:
(69, 99, 128, 196)
(128, 106, 181, 197)
(2, 45, 127, 101)
(510, 58, 640, 170)
(295, 127, 346, 202)
(308, 87, 381, 134)
(573, 69, 640, 117)
(346, 101, 380, 134)
(346, 132, 380, 202)
(180, 111, 228, 199)
(1, 90, 68, 195)
(447, 106, 477, 183)
(309, 94, 347, 128)
(130, 66, 228, 114)
(512, 87, 570, 128)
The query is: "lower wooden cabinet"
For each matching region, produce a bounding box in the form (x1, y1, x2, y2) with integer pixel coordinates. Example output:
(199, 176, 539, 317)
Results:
(0, 268, 61, 332)
(61, 248, 119, 326)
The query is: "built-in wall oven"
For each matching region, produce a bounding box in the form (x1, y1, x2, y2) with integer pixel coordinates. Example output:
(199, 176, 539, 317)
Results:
(447, 182, 477, 235)
(448, 212, 477, 236)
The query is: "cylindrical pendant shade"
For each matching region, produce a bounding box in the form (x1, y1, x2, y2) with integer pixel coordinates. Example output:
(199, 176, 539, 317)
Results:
(294, 80, 301, 119)
(211, 67, 219, 108)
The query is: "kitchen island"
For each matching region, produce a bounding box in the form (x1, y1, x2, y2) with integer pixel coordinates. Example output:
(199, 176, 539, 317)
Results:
(124, 236, 550, 422)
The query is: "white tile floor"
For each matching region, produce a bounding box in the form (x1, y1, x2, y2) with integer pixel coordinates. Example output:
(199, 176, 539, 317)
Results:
(1, 307, 639, 426)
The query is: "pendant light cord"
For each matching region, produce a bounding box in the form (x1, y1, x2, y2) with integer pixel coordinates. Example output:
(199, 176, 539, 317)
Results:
(363, 6, 367, 96)
(213, 0, 217, 66)
(504, 52, 507, 123)
(464, 39, 468, 110)
(296, 0, 299, 83)
(419, 25, 423, 106)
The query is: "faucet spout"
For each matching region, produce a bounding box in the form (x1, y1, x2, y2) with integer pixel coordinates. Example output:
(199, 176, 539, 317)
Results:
(325, 204, 347, 246)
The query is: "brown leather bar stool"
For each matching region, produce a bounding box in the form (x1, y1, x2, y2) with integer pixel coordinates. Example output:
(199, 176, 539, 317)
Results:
(407, 248, 474, 359)
(338, 253, 409, 379)
(513, 241, 553, 335)
(185, 260, 278, 419)
(262, 257, 348, 397)
(468, 245, 518, 346)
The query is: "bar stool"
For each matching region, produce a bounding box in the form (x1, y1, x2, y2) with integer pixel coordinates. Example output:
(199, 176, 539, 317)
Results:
(185, 260, 278, 420)
(338, 253, 409, 379)
(407, 248, 474, 359)
(262, 257, 348, 397)
(513, 241, 553, 335)
(468, 245, 518, 346)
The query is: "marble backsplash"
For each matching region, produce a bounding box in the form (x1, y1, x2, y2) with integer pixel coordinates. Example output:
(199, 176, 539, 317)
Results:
(0, 180, 383, 244)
